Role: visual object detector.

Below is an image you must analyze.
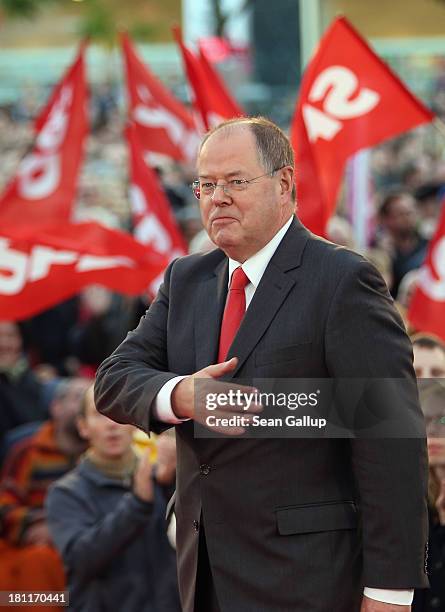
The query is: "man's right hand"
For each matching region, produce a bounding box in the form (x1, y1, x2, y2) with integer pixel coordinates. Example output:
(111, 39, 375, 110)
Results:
(171, 357, 262, 434)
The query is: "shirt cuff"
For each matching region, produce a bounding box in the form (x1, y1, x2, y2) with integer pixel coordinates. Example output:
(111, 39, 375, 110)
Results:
(363, 588, 414, 605)
(153, 376, 190, 424)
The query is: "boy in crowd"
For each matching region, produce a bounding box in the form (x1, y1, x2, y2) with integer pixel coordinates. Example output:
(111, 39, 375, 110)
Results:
(46, 386, 180, 612)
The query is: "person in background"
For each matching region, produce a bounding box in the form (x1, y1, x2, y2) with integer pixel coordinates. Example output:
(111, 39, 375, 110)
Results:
(0, 377, 89, 600)
(396, 270, 420, 312)
(414, 182, 443, 240)
(411, 333, 445, 611)
(70, 286, 131, 376)
(0, 320, 47, 454)
(25, 298, 80, 377)
(413, 379, 445, 612)
(412, 334, 445, 379)
(46, 386, 180, 612)
(377, 190, 428, 297)
(0, 377, 89, 544)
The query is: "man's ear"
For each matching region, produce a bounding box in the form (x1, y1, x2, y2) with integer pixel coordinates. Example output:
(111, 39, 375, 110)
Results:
(280, 166, 294, 200)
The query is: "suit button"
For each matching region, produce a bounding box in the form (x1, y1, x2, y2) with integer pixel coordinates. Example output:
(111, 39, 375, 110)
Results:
(193, 520, 200, 532)
(200, 464, 211, 475)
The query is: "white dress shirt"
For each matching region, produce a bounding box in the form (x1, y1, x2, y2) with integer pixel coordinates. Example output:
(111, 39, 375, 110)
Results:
(153, 216, 413, 606)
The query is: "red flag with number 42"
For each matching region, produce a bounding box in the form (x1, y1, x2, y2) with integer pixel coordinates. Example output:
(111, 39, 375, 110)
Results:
(290, 16, 434, 236)
(408, 202, 445, 341)
(0, 43, 88, 230)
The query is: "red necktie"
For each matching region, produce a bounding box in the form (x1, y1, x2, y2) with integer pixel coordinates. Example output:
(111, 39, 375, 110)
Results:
(218, 266, 250, 362)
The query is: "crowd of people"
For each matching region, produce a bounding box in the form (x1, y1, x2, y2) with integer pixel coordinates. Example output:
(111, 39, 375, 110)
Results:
(0, 324, 181, 611)
(1, 83, 445, 611)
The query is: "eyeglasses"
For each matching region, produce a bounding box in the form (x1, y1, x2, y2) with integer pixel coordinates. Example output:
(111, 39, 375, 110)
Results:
(191, 166, 285, 200)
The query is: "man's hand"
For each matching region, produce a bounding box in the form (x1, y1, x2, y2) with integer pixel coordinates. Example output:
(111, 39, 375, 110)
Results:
(171, 357, 262, 434)
(171, 358, 239, 419)
(361, 597, 410, 612)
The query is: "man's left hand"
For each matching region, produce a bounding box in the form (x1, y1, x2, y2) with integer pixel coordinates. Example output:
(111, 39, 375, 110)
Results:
(361, 597, 410, 612)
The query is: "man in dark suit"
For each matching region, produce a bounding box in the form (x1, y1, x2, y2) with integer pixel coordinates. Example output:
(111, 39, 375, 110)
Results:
(95, 117, 429, 612)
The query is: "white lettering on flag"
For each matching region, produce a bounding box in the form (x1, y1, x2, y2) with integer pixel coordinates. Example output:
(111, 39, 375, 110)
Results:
(303, 66, 380, 142)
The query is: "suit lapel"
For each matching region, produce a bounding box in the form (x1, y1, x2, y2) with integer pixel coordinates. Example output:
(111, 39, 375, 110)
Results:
(193, 218, 311, 373)
(194, 256, 228, 370)
(227, 218, 310, 377)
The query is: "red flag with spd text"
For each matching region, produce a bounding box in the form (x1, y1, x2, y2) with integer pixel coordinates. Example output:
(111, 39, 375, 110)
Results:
(0, 43, 88, 230)
(121, 33, 199, 162)
(0, 222, 168, 321)
(127, 123, 187, 295)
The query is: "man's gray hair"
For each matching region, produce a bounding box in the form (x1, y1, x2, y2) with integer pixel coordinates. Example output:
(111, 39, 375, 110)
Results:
(198, 117, 295, 199)
(199, 116, 295, 177)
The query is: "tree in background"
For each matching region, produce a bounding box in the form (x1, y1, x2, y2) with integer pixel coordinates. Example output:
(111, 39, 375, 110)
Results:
(0, 0, 58, 18)
(0, 0, 180, 44)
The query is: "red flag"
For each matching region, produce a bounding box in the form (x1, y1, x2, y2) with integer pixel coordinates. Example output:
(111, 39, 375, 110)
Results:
(0, 222, 168, 321)
(198, 44, 244, 119)
(408, 202, 445, 341)
(121, 33, 199, 162)
(290, 16, 434, 236)
(0, 43, 88, 230)
(173, 26, 243, 131)
(126, 123, 187, 295)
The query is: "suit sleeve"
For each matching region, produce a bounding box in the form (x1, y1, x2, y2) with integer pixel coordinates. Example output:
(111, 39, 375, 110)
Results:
(94, 260, 177, 435)
(325, 256, 429, 589)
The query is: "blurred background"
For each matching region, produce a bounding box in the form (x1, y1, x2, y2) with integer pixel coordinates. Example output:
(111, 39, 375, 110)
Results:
(1, 3, 445, 610)
(1, 0, 445, 229)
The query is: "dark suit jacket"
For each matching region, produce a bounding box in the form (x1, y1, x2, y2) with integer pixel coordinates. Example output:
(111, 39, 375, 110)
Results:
(95, 217, 429, 612)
